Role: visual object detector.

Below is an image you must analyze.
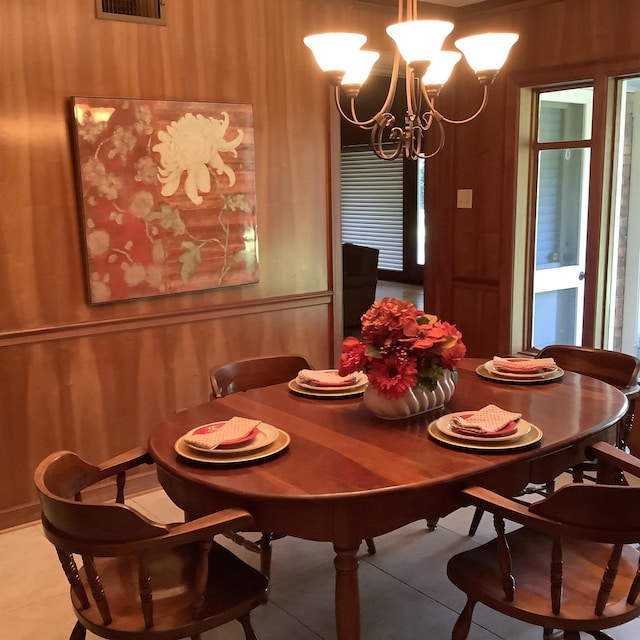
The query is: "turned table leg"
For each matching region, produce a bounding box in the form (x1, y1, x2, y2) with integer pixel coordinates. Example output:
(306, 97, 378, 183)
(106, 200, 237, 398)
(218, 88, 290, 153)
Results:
(333, 543, 361, 640)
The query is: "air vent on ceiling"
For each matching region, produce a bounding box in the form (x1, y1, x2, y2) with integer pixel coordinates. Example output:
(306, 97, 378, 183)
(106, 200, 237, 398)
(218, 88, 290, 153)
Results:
(95, 0, 166, 26)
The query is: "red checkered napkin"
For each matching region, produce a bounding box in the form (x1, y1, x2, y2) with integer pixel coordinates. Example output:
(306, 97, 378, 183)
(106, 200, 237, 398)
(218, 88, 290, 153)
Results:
(492, 356, 557, 373)
(451, 404, 522, 434)
(297, 369, 358, 387)
(184, 417, 261, 451)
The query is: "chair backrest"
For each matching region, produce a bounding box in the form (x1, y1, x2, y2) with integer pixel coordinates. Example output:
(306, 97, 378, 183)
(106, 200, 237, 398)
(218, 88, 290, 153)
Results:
(210, 354, 311, 398)
(537, 344, 640, 390)
(34, 450, 262, 637)
(342, 243, 379, 280)
(35, 450, 167, 545)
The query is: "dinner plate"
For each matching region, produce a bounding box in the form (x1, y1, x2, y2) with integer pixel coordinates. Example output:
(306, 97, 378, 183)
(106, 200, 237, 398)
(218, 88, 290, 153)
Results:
(295, 370, 368, 392)
(483, 360, 558, 379)
(476, 363, 564, 385)
(182, 422, 280, 454)
(428, 420, 542, 453)
(175, 429, 290, 465)
(288, 378, 367, 398)
(434, 411, 532, 442)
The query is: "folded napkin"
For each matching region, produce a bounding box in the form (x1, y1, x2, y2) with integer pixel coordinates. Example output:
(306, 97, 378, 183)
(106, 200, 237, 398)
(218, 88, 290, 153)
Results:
(451, 404, 523, 434)
(492, 356, 557, 373)
(183, 417, 261, 451)
(297, 369, 358, 387)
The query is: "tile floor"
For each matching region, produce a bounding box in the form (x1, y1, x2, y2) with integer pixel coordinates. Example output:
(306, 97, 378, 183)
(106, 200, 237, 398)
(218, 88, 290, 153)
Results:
(4, 486, 640, 640)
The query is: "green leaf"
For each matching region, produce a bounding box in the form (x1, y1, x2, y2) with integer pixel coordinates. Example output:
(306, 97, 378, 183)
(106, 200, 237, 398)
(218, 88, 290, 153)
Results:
(147, 202, 186, 236)
(178, 241, 202, 282)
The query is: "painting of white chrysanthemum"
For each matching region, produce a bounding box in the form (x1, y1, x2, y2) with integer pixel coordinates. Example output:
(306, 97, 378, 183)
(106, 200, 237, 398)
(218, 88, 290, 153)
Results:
(71, 97, 259, 303)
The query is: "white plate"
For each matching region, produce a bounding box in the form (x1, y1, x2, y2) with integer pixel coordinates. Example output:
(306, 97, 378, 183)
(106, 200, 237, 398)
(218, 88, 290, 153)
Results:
(295, 370, 368, 391)
(434, 411, 532, 442)
(175, 429, 290, 465)
(288, 378, 367, 398)
(476, 363, 565, 385)
(428, 420, 543, 453)
(182, 422, 280, 455)
(483, 360, 558, 379)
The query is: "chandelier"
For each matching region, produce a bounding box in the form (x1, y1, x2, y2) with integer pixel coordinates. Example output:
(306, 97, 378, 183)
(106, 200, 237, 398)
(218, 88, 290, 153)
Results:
(304, 0, 518, 160)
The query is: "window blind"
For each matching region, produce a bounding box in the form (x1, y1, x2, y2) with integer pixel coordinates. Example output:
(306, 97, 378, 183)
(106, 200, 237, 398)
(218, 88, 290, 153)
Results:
(340, 150, 403, 272)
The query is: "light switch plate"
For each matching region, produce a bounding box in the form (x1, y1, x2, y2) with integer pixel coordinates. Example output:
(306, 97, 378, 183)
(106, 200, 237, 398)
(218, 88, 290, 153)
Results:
(457, 189, 473, 209)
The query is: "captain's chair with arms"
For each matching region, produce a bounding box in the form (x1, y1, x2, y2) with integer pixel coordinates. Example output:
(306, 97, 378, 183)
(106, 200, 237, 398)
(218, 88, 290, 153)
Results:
(34, 448, 268, 640)
(467, 345, 640, 536)
(447, 441, 640, 640)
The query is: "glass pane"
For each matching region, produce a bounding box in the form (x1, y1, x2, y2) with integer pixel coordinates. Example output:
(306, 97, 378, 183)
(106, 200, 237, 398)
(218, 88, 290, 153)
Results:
(607, 77, 640, 357)
(535, 148, 590, 269)
(538, 88, 593, 143)
(533, 289, 577, 348)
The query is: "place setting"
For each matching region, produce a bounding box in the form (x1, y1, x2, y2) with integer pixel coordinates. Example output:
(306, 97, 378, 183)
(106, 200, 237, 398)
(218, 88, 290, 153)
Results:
(288, 368, 368, 398)
(428, 404, 543, 452)
(174, 416, 290, 465)
(475, 355, 564, 384)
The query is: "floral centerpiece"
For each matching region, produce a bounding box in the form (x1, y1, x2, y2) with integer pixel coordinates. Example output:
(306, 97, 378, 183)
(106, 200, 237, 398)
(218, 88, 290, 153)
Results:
(339, 297, 466, 403)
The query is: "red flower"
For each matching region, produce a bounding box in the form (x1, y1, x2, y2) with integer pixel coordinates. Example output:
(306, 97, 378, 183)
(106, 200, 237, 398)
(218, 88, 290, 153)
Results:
(439, 340, 467, 370)
(338, 338, 366, 376)
(368, 354, 418, 399)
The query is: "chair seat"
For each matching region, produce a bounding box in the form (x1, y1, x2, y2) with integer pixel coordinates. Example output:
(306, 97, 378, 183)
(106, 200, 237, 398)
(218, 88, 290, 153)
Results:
(447, 527, 640, 632)
(75, 540, 268, 637)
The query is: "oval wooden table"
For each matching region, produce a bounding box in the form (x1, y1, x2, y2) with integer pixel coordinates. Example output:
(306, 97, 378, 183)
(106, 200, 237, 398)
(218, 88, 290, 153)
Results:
(148, 358, 627, 640)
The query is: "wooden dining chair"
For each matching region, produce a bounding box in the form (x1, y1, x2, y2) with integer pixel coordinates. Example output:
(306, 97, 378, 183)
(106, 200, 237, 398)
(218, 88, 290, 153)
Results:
(209, 354, 312, 399)
(467, 345, 640, 536)
(537, 345, 640, 460)
(209, 354, 377, 577)
(448, 441, 640, 640)
(34, 448, 268, 640)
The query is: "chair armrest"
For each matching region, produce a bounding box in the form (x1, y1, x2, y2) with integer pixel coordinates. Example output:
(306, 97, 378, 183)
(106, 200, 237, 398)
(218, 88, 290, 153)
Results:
(163, 508, 254, 546)
(587, 441, 640, 479)
(461, 486, 568, 537)
(95, 508, 255, 556)
(97, 447, 153, 478)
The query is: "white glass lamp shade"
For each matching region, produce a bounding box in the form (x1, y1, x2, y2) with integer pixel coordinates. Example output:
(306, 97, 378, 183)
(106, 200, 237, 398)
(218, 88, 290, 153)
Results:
(422, 50, 462, 87)
(341, 50, 380, 86)
(303, 32, 367, 73)
(386, 20, 453, 65)
(454, 32, 519, 73)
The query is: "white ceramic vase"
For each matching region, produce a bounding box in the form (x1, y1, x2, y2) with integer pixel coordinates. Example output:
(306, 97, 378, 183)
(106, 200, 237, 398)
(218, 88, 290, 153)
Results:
(363, 369, 457, 420)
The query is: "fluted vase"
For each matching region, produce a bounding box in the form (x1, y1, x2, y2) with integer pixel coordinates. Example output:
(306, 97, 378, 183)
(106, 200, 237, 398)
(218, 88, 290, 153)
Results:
(363, 370, 457, 420)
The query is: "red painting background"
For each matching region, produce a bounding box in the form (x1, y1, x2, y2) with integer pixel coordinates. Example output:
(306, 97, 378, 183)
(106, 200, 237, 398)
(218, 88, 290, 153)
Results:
(71, 96, 259, 304)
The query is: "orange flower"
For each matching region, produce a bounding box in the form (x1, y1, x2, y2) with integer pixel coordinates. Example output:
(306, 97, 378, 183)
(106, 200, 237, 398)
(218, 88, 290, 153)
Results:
(344, 297, 465, 400)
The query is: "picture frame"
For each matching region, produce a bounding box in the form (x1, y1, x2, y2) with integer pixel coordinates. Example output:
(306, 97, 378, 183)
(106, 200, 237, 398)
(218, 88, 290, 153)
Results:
(70, 96, 259, 304)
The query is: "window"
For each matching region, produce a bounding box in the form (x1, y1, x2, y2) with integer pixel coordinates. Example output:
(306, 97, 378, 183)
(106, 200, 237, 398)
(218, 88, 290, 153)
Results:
(340, 150, 404, 272)
(530, 88, 593, 348)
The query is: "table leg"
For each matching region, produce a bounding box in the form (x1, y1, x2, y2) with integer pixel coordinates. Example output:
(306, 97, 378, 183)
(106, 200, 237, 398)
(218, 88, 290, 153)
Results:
(333, 543, 361, 640)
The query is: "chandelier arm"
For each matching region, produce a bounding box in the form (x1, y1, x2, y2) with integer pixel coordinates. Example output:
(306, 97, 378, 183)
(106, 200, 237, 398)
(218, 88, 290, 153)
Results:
(334, 49, 403, 129)
(421, 84, 490, 125)
(415, 120, 447, 160)
(333, 88, 375, 129)
(405, 68, 417, 118)
(371, 119, 404, 161)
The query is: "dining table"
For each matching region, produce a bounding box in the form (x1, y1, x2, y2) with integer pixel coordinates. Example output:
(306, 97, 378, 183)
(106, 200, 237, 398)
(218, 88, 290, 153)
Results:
(147, 357, 628, 640)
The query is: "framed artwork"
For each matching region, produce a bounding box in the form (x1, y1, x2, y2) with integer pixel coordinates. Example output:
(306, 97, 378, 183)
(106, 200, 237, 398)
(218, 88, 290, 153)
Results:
(70, 96, 259, 304)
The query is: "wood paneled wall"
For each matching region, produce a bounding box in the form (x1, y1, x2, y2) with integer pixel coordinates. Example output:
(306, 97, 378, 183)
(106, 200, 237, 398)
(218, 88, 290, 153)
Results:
(0, 0, 391, 528)
(3, 0, 639, 528)
(425, 0, 640, 357)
